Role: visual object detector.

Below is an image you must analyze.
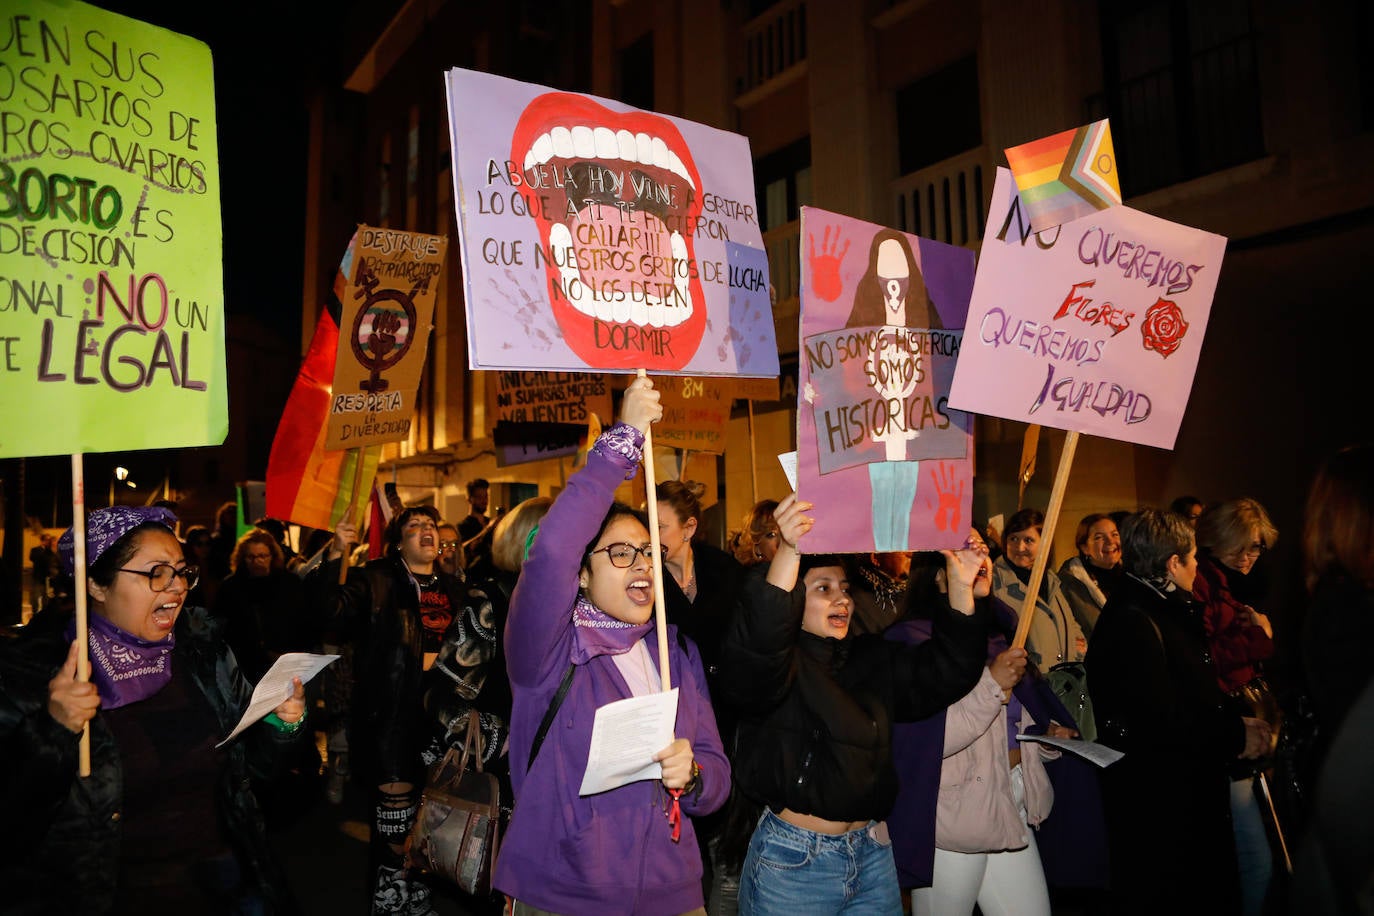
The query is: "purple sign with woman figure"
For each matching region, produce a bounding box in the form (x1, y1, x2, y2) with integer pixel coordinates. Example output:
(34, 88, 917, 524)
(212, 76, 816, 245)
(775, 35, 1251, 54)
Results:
(798, 208, 975, 554)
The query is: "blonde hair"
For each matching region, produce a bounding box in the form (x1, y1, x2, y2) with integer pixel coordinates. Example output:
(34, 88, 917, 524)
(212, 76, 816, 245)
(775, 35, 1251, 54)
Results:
(491, 497, 554, 573)
(1196, 498, 1278, 561)
(732, 499, 780, 565)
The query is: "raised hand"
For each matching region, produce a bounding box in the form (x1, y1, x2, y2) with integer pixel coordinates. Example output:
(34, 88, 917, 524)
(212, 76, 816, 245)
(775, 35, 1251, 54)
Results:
(620, 375, 663, 435)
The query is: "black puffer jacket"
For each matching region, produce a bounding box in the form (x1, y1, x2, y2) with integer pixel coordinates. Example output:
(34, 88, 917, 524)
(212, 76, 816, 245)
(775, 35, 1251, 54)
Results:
(719, 569, 985, 822)
(0, 605, 303, 914)
(309, 555, 475, 785)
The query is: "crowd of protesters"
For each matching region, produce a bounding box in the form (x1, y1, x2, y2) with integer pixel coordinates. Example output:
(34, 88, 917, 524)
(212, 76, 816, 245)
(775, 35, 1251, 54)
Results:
(2, 398, 1369, 915)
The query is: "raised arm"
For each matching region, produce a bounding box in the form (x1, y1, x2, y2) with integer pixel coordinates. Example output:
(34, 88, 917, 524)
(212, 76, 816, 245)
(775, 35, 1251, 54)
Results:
(505, 377, 662, 687)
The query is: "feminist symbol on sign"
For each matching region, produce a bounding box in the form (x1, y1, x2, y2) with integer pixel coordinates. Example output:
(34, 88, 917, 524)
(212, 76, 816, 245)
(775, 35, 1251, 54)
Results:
(350, 261, 420, 392)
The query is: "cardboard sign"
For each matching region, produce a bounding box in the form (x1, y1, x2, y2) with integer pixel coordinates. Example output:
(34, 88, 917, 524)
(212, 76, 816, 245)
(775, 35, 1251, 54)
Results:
(0, 1, 225, 458)
(948, 168, 1226, 449)
(325, 226, 447, 450)
(493, 420, 584, 467)
(797, 208, 976, 553)
(485, 370, 613, 426)
(444, 67, 777, 378)
(649, 375, 732, 454)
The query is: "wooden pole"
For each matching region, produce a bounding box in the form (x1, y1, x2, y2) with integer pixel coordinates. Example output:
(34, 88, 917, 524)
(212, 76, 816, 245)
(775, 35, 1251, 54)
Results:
(638, 369, 672, 690)
(747, 400, 759, 506)
(338, 447, 365, 584)
(1011, 430, 1079, 650)
(70, 454, 91, 777)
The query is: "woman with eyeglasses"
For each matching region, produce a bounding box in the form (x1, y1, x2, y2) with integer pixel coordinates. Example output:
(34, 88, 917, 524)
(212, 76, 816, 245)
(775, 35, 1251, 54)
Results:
(495, 377, 729, 916)
(0, 506, 307, 913)
(1193, 498, 1280, 916)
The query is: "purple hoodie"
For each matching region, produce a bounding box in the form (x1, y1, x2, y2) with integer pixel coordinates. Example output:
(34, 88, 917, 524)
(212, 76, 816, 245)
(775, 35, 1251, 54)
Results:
(493, 429, 729, 915)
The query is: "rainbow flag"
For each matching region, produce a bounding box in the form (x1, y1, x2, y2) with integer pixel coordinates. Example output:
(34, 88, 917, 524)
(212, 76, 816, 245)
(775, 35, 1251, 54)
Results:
(266, 233, 383, 531)
(1004, 119, 1121, 233)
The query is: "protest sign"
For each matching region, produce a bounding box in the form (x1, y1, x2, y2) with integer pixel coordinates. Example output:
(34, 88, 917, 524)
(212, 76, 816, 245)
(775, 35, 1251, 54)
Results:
(325, 226, 447, 451)
(444, 67, 777, 378)
(0, 1, 224, 458)
(948, 168, 1227, 449)
(798, 208, 976, 554)
(485, 370, 612, 425)
(1005, 119, 1121, 234)
(493, 420, 585, 467)
(649, 375, 732, 454)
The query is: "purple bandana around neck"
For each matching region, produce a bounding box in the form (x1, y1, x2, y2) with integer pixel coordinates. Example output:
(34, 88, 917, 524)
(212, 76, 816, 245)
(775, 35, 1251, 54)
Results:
(570, 594, 653, 664)
(67, 612, 175, 709)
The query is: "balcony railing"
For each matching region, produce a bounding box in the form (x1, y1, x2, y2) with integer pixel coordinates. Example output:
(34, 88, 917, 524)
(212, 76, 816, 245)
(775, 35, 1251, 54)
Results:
(890, 147, 991, 249)
(739, 0, 807, 95)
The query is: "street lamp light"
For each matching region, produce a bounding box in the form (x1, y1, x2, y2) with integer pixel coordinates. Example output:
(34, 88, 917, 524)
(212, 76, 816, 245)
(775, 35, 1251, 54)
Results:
(110, 467, 134, 506)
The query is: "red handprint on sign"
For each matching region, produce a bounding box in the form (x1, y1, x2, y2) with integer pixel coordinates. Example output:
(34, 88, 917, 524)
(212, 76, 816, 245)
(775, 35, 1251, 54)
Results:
(808, 225, 850, 302)
(927, 461, 965, 533)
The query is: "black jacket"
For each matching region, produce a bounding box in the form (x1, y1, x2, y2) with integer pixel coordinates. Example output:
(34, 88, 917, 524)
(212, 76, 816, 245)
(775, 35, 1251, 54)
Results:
(718, 569, 985, 822)
(0, 605, 302, 914)
(1085, 573, 1245, 913)
(309, 555, 485, 785)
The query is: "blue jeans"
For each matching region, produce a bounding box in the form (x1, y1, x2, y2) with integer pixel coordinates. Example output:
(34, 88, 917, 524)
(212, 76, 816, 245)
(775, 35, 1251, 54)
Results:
(739, 810, 902, 915)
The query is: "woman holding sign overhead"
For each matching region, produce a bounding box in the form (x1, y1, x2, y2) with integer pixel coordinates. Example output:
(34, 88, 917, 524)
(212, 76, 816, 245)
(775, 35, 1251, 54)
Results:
(718, 498, 987, 914)
(0, 506, 307, 913)
(494, 376, 728, 916)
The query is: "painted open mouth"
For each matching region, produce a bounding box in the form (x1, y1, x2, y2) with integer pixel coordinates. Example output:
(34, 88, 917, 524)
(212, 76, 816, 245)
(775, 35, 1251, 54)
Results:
(512, 93, 707, 370)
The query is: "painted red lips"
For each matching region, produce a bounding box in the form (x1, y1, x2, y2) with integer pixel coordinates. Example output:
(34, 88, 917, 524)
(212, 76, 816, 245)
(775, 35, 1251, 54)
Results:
(511, 93, 707, 370)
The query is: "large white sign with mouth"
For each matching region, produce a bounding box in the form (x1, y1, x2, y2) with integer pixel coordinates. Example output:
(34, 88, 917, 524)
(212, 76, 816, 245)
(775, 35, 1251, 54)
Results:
(445, 68, 778, 377)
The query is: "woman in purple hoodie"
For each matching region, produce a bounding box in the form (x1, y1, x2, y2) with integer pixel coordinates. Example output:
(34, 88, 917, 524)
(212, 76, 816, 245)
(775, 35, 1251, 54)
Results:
(494, 377, 729, 916)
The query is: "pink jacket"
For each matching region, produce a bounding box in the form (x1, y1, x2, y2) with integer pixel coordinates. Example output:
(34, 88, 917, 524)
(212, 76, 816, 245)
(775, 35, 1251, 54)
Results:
(934, 667, 1057, 853)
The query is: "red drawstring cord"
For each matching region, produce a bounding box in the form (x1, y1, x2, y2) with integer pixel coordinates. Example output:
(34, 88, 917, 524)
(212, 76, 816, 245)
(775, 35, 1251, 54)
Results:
(667, 787, 684, 843)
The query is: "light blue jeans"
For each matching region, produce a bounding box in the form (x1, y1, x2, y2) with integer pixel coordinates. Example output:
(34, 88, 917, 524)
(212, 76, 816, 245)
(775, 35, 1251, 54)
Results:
(739, 809, 902, 915)
(1231, 776, 1273, 916)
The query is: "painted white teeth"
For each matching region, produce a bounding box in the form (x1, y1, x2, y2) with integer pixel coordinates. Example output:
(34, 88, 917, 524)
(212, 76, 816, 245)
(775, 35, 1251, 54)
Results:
(521, 128, 696, 188)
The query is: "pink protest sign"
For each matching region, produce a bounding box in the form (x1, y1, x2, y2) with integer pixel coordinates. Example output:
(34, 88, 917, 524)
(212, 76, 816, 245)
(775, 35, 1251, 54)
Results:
(948, 168, 1227, 449)
(798, 208, 975, 554)
(444, 68, 777, 378)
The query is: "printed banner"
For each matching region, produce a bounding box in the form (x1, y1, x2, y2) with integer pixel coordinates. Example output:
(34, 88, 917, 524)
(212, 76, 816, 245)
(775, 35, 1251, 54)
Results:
(798, 208, 976, 554)
(948, 168, 1226, 450)
(485, 370, 612, 426)
(493, 420, 584, 467)
(650, 375, 732, 454)
(444, 67, 777, 377)
(1005, 119, 1121, 233)
(0, 1, 225, 458)
(325, 226, 447, 450)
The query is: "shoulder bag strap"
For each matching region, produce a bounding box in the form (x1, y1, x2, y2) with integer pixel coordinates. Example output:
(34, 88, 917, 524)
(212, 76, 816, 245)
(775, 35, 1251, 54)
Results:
(528, 663, 576, 772)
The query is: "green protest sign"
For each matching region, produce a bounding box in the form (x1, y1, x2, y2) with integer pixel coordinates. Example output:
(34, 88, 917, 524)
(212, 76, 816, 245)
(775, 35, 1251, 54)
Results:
(0, 1, 225, 458)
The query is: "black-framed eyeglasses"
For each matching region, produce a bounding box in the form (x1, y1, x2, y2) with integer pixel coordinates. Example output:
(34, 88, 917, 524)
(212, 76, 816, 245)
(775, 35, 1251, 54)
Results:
(117, 563, 199, 592)
(587, 543, 664, 568)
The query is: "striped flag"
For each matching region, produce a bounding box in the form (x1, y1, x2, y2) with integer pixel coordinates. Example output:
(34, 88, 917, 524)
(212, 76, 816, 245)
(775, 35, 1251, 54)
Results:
(266, 233, 382, 531)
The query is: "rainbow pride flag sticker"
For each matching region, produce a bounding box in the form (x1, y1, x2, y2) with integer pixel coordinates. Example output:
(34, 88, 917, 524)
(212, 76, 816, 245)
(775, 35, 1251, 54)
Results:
(1004, 119, 1121, 233)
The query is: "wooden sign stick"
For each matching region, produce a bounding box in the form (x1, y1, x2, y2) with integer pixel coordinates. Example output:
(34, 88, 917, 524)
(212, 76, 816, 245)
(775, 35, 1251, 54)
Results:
(70, 454, 91, 777)
(638, 369, 672, 690)
(1011, 430, 1079, 650)
(338, 447, 366, 584)
(747, 399, 759, 506)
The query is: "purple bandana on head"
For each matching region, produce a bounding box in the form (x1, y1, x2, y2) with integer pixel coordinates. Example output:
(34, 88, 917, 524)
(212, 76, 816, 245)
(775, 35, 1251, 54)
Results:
(570, 594, 653, 664)
(58, 505, 179, 575)
(65, 612, 175, 709)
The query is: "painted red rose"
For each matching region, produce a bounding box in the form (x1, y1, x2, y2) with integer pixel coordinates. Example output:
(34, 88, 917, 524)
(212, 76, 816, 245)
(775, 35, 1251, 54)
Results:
(1140, 297, 1189, 358)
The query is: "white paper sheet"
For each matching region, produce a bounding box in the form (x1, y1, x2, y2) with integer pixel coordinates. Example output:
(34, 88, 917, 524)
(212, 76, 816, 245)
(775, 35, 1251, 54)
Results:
(1017, 733, 1124, 768)
(216, 652, 339, 747)
(778, 451, 798, 491)
(578, 688, 679, 796)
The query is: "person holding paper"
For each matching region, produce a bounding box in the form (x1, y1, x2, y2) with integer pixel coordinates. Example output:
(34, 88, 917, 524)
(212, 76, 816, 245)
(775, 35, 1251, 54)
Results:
(991, 509, 1087, 671)
(0, 505, 307, 913)
(1085, 509, 1271, 914)
(495, 376, 729, 916)
(1057, 513, 1125, 641)
(719, 497, 987, 914)
(885, 536, 1081, 916)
